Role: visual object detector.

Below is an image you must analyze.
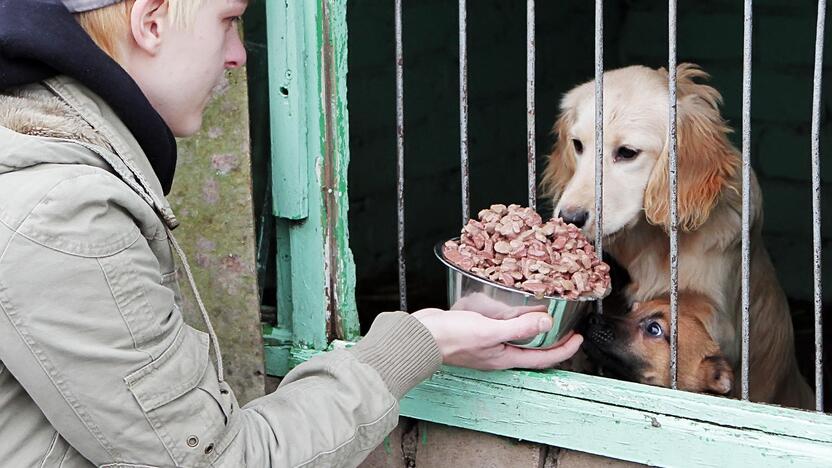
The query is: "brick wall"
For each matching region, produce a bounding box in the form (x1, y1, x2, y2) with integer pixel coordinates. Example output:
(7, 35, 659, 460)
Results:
(360, 419, 640, 468)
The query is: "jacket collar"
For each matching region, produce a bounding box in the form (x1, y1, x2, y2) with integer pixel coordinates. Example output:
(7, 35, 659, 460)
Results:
(0, 76, 179, 228)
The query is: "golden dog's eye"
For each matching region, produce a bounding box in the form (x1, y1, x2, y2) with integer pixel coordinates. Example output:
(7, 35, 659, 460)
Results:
(572, 139, 583, 154)
(644, 321, 664, 337)
(615, 146, 640, 161)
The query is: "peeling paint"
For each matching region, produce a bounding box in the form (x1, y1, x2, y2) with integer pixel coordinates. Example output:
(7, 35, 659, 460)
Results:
(203, 178, 220, 204)
(196, 237, 216, 252)
(291, 346, 832, 467)
(207, 127, 223, 139)
(196, 252, 212, 269)
(211, 153, 240, 175)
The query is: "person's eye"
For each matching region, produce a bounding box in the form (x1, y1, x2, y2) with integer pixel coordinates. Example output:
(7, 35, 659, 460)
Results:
(572, 139, 583, 155)
(644, 321, 664, 337)
(614, 146, 641, 161)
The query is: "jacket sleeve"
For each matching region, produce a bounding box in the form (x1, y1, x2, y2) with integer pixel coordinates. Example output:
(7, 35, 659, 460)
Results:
(0, 171, 442, 468)
(227, 313, 441, 468)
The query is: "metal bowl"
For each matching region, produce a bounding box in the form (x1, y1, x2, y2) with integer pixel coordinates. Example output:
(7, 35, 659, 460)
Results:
(435, 240, 607, 349)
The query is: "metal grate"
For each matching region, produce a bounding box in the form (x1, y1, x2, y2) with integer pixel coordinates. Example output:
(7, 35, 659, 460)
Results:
(395, 0, 407, 312)
(668, 0, 680, 389)
(393, 0, 825, 408)
(812, 0, 827, 412)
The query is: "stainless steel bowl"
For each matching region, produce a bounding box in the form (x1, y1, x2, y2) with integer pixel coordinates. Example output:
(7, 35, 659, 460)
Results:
(435, 240, 606, 349)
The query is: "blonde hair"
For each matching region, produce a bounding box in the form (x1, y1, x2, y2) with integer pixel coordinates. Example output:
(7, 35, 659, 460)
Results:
(75, 1, 207, 61)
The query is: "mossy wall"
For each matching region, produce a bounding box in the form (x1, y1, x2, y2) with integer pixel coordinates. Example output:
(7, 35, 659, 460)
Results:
(170, 66, 266, 405)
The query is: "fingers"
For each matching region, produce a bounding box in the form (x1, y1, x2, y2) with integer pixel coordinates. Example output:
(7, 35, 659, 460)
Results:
(499, 304, 549, 320)
(450, 293, 510, 318)
(479, 311, 554, 343)
(450, 293, 547, 320)
(411, 308, 443, 319)
(490, 334, 584, 369)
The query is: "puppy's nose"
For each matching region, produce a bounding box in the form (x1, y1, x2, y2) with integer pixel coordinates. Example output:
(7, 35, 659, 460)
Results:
(558, 207, 589, 229)
(589, 325, 615, 345)
(585, 314, 615, 344)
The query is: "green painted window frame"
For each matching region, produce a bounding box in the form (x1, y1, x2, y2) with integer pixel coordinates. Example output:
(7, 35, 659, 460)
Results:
(261, 1, 832, 466)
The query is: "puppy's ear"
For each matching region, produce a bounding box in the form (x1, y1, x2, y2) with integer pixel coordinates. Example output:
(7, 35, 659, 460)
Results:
(541, 109, 577, 203)
(701, 355, 734, 395)
(644, 64, 740, 232)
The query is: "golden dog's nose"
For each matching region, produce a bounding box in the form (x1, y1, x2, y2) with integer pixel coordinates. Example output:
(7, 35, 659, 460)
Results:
(558, 207, 589, 229)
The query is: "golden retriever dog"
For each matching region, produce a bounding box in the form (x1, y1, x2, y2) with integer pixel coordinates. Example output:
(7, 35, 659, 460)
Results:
(583, 293, 734, 396)
(542, 63, 814, 409)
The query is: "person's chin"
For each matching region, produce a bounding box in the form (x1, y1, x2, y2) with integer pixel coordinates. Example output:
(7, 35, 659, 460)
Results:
(171, 115, 204, 138)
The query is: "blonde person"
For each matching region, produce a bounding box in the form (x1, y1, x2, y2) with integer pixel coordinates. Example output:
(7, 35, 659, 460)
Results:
(0, 1, 583, 466)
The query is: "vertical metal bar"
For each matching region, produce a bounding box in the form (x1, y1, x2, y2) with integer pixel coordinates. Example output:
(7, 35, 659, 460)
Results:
(395, 0, 407, 312)
(668, 0, 679, 391)
(527, 0, 536, 210)
(741, 0, 753, 401)
(811, 0, 826, 412)
(594, 0, 604, 315)
(459, 0, 470, 225)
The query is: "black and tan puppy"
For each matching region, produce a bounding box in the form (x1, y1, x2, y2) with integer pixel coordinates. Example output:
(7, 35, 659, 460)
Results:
(581, 293, 734, 396)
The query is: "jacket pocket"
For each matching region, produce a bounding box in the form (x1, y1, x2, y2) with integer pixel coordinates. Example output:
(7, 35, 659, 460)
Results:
(38, 432, 70, 467)
(125, 326, 231, 467)
(160, 270, 183, 307)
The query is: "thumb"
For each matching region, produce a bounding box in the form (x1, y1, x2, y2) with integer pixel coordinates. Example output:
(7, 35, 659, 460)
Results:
(483, 311, 553, 344)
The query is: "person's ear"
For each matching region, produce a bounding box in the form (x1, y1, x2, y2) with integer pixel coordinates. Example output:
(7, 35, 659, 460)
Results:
(129, 0, 170, 55)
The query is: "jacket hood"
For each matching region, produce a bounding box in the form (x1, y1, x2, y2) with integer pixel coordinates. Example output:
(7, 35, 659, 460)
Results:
(0, 77, 180, 228)
(0, 82, 114, 176)
(0, 0, 177, 193)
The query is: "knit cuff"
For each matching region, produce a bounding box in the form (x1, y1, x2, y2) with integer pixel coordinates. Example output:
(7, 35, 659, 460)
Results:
(348, 311, 443, 399)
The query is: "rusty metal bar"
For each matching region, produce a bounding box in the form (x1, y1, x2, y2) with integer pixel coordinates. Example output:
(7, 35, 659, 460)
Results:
(594, 0, 604, 314)
(527, 0, 536, 210)
(459, 0, 470, 225)
(741, 0, 753, 401)
(812, 0, 826, 412)
(668, 0, 680, 391)
(395, 0, 407, 312)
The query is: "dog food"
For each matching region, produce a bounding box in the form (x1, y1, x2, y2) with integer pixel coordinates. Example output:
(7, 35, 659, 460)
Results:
(442, 204, 611, 299)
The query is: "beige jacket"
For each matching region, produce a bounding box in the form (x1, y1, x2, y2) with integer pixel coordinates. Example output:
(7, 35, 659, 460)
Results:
(0, 77, 442, 468)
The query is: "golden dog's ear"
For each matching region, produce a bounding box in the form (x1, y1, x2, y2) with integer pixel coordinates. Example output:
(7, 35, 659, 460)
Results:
(644, 64, 740, 232)
(541, 110, 576, 203)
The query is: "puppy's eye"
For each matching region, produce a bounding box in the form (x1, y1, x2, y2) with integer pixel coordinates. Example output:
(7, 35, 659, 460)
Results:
(615, 146, 641, 161)
(644, 321, 664, 337)
(572, 139, 583, 154)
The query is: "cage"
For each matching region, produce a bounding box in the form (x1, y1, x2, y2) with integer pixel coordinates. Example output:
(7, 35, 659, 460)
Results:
(244, 0, 832, 465)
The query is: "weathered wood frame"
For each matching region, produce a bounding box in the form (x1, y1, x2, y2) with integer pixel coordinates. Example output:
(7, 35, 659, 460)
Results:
(261, 1, 832, 466)
(261, 0, 359, 377)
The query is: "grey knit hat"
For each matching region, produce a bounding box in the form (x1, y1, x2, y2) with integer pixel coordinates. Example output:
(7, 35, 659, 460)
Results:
(62, 0, 124, 13)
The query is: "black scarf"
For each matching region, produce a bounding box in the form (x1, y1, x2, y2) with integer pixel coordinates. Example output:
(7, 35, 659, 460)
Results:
(0, 0, 177, 193)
